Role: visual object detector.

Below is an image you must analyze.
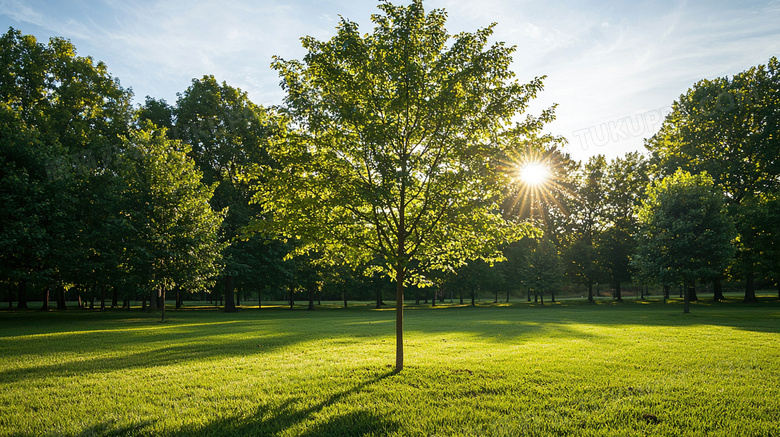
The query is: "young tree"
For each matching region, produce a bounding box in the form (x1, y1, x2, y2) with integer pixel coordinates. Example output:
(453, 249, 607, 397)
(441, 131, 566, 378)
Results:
(635, 170, 735, 313)
(259, 1, 547, 371)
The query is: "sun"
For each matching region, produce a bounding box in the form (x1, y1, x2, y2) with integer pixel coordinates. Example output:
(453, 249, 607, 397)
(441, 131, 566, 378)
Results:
(519, 162, 550, 186)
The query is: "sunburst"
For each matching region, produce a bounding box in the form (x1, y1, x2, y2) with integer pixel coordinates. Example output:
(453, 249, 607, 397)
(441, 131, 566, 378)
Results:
(501, 146, 571, 221)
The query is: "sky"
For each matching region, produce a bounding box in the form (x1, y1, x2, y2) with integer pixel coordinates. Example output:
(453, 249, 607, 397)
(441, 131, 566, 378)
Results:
(2, 0, 779, 162)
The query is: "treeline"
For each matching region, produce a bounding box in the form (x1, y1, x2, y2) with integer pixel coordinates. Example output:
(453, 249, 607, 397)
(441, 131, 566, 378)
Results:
(1, 26, 778, 312)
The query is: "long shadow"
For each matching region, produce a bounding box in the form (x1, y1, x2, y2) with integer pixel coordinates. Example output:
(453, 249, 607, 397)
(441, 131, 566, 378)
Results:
(166, 368, 398, 437)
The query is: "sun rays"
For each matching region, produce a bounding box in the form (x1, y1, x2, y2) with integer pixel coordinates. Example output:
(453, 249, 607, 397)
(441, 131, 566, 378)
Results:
(501, 147, 571, 221)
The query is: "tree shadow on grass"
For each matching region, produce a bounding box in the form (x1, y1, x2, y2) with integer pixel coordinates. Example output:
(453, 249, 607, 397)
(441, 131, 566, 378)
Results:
(168, 369, 398, 437)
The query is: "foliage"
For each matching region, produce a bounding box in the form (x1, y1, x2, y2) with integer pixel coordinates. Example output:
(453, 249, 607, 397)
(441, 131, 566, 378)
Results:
(635, 170, 736, 305)
(261, 1, 549, 369)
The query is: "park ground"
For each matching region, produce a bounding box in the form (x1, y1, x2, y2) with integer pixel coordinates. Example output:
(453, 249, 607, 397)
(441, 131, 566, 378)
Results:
(1, 293, 779, 436)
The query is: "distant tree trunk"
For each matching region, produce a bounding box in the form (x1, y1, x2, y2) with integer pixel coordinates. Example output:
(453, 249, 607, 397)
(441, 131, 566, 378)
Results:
(56, 285, 66, 310)
(506, 289, 510, 303)
(744, 270, 758, 303)
(684, 280, 691, 313)
(551, 288, 556, 303)
(7, 284, 13, 309)
(375, 288, 383, 309)
(41, 286, 50, 311)
(534, 292, 538, 303)
(777, 281, 780, 301)
(614, 281, 622, 302)
(540, 292, 544, 306)
(111, 287, 118, 308)
(527, 288, 531, 302)
(342, 291, 348, 308)
(161, 287, 166, 322)
(640, 284, 645, 300)
(17, 279, 28, 309)
(713, 278, 725, 302)
(688, 282, 698, 302)
(459, 290, 463, 305)
(100, 288, 106, 312)
(395, 264, 405, 373)
(307, 285, 315, 311)
(679, 284, 683, 298)
(236, 288, 241, 306)
(317, 289, 322, 305)
(123, 297, 129, 309)
(431, 287, 437, 307)
(470, 290, 475, 307)
(587, 280, 594, 303)
(663, 285, 669, 302)
(224, 276, 238, 313)
(141, 294, 147, 311)
(149, 289, 157, 311)
(494, 290, 498, 303)
(289, 286, 294, 310)
(175, 286, 182, 309)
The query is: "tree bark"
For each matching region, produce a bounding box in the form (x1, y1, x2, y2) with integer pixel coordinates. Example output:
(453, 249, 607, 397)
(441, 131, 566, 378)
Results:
(224, 275, 238, 312)
(395, 265, 404, 373)
(470, 290, 475, 307)
(527, 288, 531, 302)
(41, 286, 50, 311)
(342, 291, 348, 308)
(614, 281, 622, 302)
(744, 269, 758, 303)
(663, 285, 669, 302)
(289, 286, 294, 309)
(551, 288, 556, 303)
(375, 288, 383, 309)
(236, 288, 241, 306)
(540, 291, 544, 306)
(506, 289, 509, 303)
(56, 285, 66, 310)
(149, 288, 157, 311)
(684, 280, 691, 313)
(432, 287, 437, 307)
(713, 278, 725, 302)
(100, 288, 106, 312)
(175, 286, 182, 309)
(307, 284, 315, 311)
(161, 287, 166, 322)
(688, 282, 698, 302)
(7, 284, 13, 309)
(111, 287, 118, 308)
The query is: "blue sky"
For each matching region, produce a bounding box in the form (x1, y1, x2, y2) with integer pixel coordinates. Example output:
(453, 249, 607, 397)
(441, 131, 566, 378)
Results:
(2, 0, 779, 161)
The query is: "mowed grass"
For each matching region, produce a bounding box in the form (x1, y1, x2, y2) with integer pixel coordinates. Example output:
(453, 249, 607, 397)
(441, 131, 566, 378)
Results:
(1, 296, 779, 436)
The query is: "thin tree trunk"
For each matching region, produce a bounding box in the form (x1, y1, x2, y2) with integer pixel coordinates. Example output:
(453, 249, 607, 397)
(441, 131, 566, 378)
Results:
(175, 286, 182, 309)
(663, 285, 669, 302)
(161, 287, 166, 322)
(395, 265, 405, 373)
(432, 287, 436, 307)
(56, 285, 66, 310)
(551, 288, 556, 303)
(7, 283, 13, 309)
(307, 285, 315, 311)
(459, 290, 463, 305)
(41, 286, 50, 311)
(236, 288, 241, 306)
(149, 288, 157, 311)
(375, 288, 383, 309)
(684, 280, 691, 313)
(111, 287, 118, 308)
(224, 275, 238, 312)
(713, 278, 724, 302)
(527, 288, 531, 302)
(587, 280, 594, 302)
(342, 291, 348, 308)
(470, 290, 475, 307)
(540, 291, 544, 306)
(494, 290, 498, 303)
(289, 286, 294, 310)
(744, 269, 758, 303)
(141, 294, 147, 311)
(506, 289, 509, 303)
(100, 288, 106, 312)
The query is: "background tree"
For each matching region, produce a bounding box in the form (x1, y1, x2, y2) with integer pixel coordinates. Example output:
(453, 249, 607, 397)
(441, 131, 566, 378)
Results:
(260, 1, 547, 371)
(636, 170, 736, 313)
(646, 57, 780, 302)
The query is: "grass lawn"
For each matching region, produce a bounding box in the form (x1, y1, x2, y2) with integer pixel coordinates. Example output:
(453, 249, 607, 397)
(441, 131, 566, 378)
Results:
(1, 295, 779, 436)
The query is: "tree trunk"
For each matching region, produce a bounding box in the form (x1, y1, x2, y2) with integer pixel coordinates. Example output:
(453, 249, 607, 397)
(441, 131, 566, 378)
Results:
(175, 286, 182, 309)
(744, 269, 758, 303)
(777, 281, 780, 301)
(149, 288, 157, 311)
(161, 287, 166, 322)
(586, 281, 593, 302)
(375, 288, 383, 309)
(470, 290, 475, 307)
(459, 290, 463, 305)
(56, 285, 66, 310)
(289, 286, 294, 309)
(540, 292, 544, 306)
(41, 286, 50, 311)
(534, 293, 538, 303)
(395, 265, 405, 373)
(307, 285, 315, 311)
(17, 279, 28, 309)
(551, 288, 556, 303)
(494, 290, 498, 303)
(7, 284, 13, 309)
(684, 280, 691, 313)
(614, 281, 622, 302)
(663, 285, 669, 302)
(111, 287, 118, 308)
(713, 278, 724, 302)
(224, 275, 238, 312)
(506, 289, 510, 303)
(432, 287, 437, 307)
(317, 289, 322, 305)
(142, 294, 147, 311)
(527, 288, 531, 302)
(342, 291, 348, 308)
(688, 282, 698, 302)
(236, 288, 241, 306)
(100, 288, 106, 312)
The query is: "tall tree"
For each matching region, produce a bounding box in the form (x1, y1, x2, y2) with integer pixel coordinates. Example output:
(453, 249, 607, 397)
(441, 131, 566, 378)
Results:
(646, 57, 780, 302)
(636, 170, 736, 313)
(260, 1, 546, 371)
(175, 75, 282, 312)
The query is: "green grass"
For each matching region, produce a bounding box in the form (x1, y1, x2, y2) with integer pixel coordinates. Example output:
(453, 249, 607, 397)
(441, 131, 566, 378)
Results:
(1, 296, 779, 436)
